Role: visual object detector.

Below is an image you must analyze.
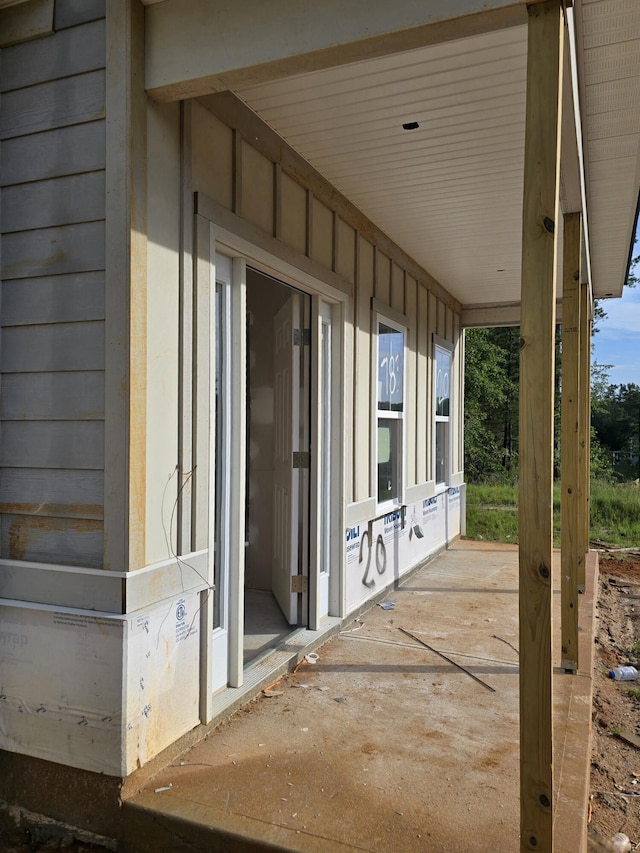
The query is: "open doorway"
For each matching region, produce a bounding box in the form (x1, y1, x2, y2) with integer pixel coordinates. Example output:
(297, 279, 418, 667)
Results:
(243, 268, 311, 664)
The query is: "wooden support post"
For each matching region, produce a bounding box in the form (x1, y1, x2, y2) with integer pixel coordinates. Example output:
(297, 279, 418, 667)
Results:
(519, 2, 564, 850)
(560, 212, 582, 673)
(578, 282, 591, 587)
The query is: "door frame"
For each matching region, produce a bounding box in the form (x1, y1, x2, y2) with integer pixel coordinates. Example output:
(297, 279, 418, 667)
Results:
(196, 205, 348, 716)
(309, 297, 342, 628)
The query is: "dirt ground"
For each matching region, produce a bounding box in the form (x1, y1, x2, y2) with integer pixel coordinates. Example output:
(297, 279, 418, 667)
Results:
(0, 831, 108, 853)
(589, 552, 640, 853)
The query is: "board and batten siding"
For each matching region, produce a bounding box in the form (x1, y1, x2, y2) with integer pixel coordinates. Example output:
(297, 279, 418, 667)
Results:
(190, 94, 464, 506)
(0, 1, 106, 568)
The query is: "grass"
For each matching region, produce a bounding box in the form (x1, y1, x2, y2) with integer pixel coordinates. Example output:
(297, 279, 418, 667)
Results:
(465, 481, 519, 543)
(589, 480, 640, 547)
(465, 478, 640, 548)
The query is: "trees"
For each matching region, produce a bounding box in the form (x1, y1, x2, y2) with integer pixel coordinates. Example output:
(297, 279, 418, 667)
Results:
(591, 379, 640, 480)
(464, 327, 520, 482)
(464, 329, 626, 483)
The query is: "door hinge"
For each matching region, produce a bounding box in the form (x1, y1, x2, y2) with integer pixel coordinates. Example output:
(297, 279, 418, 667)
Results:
(292, 451, 310, 469)
(291, 575, 308, 594)
(293, 328, 311, 346)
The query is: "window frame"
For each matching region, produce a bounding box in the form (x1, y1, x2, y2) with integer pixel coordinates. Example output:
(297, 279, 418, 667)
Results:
(433, 335, 453, 489)
(372, 304, 407, 512)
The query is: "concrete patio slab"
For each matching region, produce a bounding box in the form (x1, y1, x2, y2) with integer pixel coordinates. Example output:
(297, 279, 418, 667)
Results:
(122, 542, 597, 853)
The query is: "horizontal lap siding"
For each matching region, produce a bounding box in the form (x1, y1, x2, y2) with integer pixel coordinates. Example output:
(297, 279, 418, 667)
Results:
(0, 12, 106, 567)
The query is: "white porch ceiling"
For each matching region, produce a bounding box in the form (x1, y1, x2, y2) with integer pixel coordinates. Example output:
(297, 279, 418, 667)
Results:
(235, 1, 640, 309)
(579, 0, 640, 301)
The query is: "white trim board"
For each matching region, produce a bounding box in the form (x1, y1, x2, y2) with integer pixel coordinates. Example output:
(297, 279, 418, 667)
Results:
(0, 550, 209, 614)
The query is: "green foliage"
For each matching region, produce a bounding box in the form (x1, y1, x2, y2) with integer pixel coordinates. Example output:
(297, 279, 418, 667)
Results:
(465, 479, 640, 548)
(463, 318, 636, 488)
(465, 483, 518, 542)
(589, 427, 615, 482)
(467, 482, 518, 505)
(590, 480, 640, 546)
(624, 249, 639, 289)
(591, 381, 640, 480)
(464, 328, 519, 482)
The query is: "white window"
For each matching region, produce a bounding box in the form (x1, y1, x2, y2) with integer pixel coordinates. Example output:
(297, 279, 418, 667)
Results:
(434, 339, 452, 487)
(375, 316, 406, 508)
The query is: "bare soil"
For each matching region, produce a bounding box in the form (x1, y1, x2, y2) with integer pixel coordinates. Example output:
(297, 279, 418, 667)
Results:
(589, 552, 640, 852)
(0, 831, 108, 853)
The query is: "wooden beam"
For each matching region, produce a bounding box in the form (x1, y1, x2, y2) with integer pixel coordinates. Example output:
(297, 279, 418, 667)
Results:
(146, 0, 529, 101)
(578, 282, 591, 587)
(461, 299, 565, 329)
(519, 2, 564, 850)
(560, 212, 582, 673)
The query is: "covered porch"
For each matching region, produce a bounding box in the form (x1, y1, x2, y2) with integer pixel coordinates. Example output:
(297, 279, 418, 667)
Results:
(135, 1, 639, 849)
(122, 540, 599, 852)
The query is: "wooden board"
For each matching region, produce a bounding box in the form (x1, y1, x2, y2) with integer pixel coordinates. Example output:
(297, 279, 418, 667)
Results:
(375, 251, 391, 304)
(0, 70, 105, 140)
(0, 0, 53, 48)
(452, 312, 462, 472)
(192, 216, 211, 552)
(405, 275, 418, 487)
(0, 514, 103, 567)
(614, 730, 640, 750)
(311, 197, 334, 270)
(0, 469, 104, 519)
(427, 291, 437, 476)
(391, 262, 404, 314)
(241, 140, 274, 236)
(0, 421, 105, 470)
(1, 171, 105, 234)
(578, 282, 590, 584)
(280, 171, 307, 254)
(1, 321, 105, 372)
(1, 272, 105, 326)
(437, 299, 446, 339)
(518, 3, 563, 850)
(560, 212, 582, 671)
(1, 18, 104, 93)
(1, 121, 105, 187)
(416, 285, 428, 484)
(191, 101, 233, 210)
(336, 218, 356, 284)
(0, 372, 104, 420)
(54, 0, 105, 30)
(1, 221, 105, 280)
(354, 236, 373, 501)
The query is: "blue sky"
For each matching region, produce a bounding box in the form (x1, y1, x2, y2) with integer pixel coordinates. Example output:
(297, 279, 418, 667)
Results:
(591, 233, 640, 388)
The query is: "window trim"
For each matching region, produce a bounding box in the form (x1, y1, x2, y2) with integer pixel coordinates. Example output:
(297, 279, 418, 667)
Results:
(372, 305, 408, 513)
(433, 335, 453, 489)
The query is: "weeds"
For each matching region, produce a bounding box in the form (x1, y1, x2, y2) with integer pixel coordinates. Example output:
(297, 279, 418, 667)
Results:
(590, 480, 640, 547)
(465, 479, 640, 548)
